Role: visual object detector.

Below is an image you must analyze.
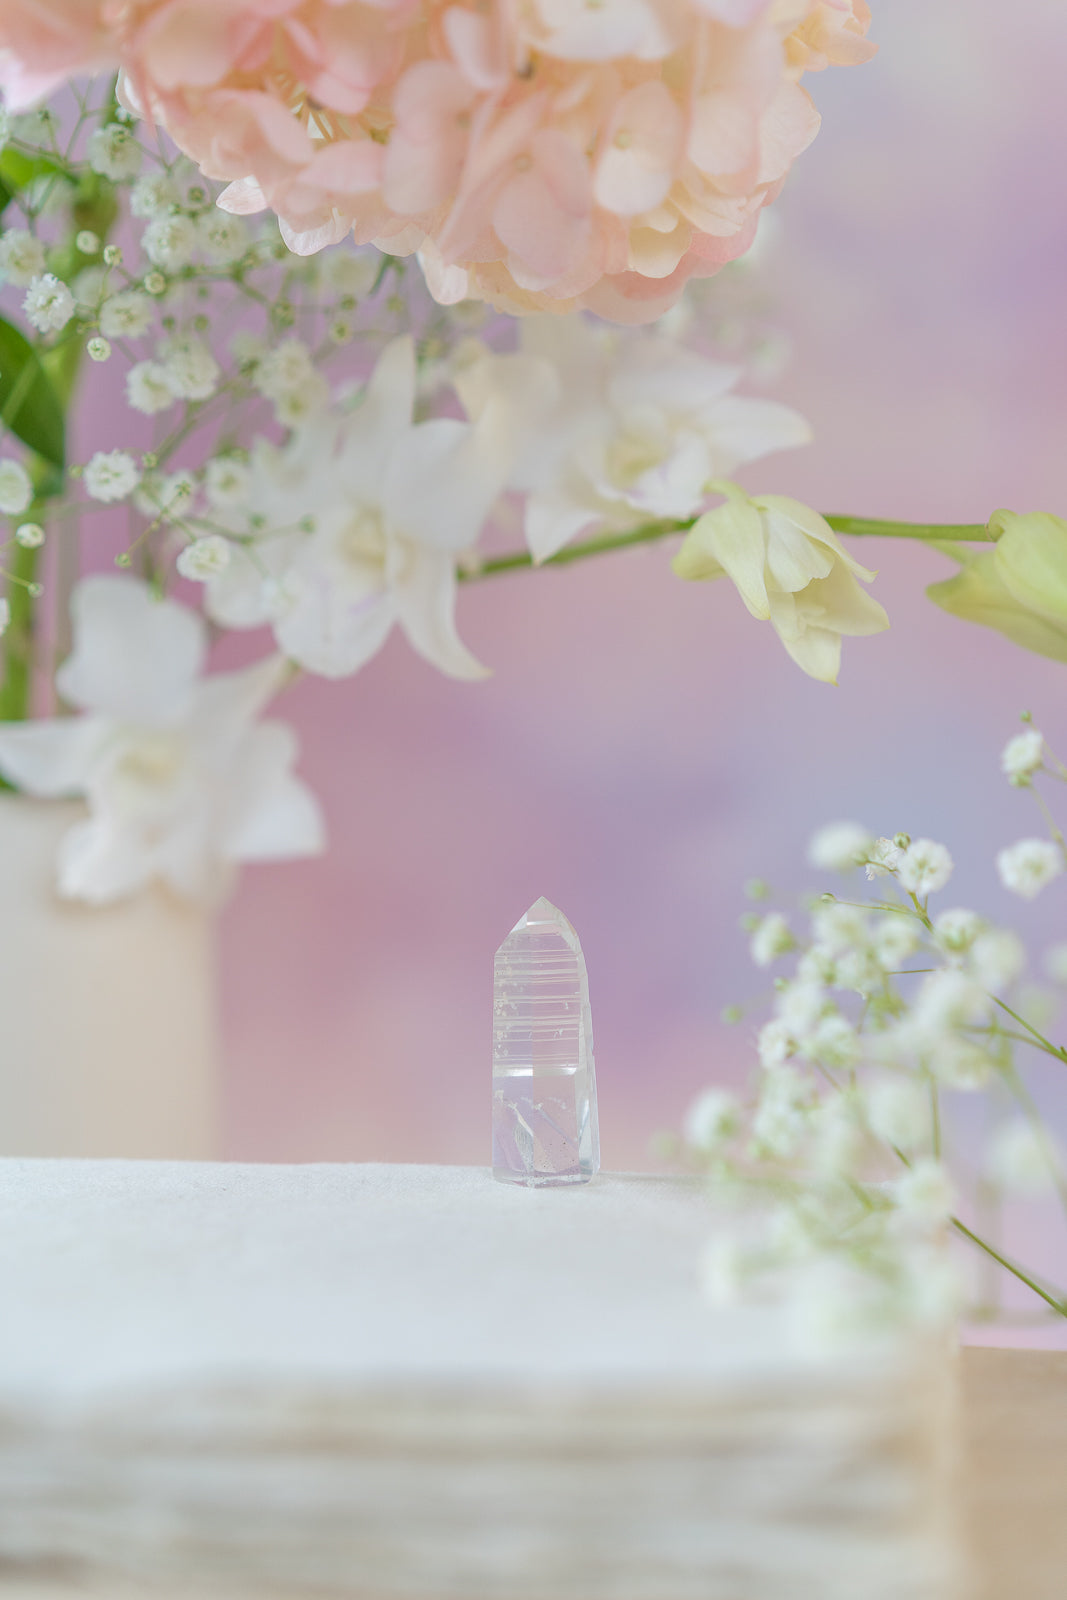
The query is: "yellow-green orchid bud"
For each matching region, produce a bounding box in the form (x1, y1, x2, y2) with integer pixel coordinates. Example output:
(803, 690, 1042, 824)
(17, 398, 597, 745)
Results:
(672, 488, 889, 683)
(928, 511, 1067, 664)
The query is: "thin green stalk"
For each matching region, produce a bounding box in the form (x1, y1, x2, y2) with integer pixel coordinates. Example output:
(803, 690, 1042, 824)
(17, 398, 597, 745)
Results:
(993, 997, 1067, 1065)
(458, 514, 994, 584)
(950, 1216, 1067, 1319)
(0, 535, 42, 729)
(824, 515, 991, 542)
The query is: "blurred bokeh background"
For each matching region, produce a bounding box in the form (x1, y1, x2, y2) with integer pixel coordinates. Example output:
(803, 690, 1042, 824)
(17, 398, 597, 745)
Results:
(72, 0, 1067, 1335)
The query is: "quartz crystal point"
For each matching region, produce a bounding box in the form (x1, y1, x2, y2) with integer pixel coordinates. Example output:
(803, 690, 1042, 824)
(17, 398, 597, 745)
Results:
(492, 897, 600, 1187)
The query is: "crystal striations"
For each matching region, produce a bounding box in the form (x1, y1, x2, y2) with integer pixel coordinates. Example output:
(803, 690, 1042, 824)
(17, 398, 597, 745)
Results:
(492, 897, 599, 1187)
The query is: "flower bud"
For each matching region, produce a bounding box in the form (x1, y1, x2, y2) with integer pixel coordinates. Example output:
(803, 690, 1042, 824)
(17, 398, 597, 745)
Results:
(929, 511, 1067, 663)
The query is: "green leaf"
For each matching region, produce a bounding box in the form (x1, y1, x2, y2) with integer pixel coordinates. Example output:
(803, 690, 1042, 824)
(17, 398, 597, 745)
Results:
(0, 148, 63, 193)
(0, 315, 66, 469)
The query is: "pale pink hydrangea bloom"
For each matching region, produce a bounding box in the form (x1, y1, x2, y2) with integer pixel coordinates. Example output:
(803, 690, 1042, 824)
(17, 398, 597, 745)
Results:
(0, 0, 874, 321)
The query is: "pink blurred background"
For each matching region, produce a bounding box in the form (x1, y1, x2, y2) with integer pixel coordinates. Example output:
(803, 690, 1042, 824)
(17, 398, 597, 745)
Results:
(70, 1, 1067, 1333)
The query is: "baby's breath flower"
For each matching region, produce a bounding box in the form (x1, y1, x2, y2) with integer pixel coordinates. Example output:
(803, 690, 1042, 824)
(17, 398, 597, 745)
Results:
(774, 980, 826, 1039)
(84, 450, 141, 503)
(100, 289, 154, 339)
(177, 535, 232, 581)
(22, 273, 75, 334)
(86, 337, 111, 362)
(969, 928, 1025, 991)
(0, 459, 33, 515)
(811, 900, 867, 948)
(871, 915, 920, 970)
(75, 230, 100, 256)
(810, 1097, 864, 1177)
(15, 522, 44, 549)
(204, 456, 251, 508)
(751, 1065, 815, 1157)
(126, 361, 176, 416)
(684, 1088, 742, 1153)
(254, 337, 316, 399)
(800, 1011, 859, 1071)
(866, 1076, 929, 1152)
(321, 249, 377, 297)
(0, 229, 46, 287)
(897, 838, 953, 897)
(230, 330, 267, 368)
(757, 1018, 793, 1070)
(997, 838, 1064, 900)
(198, 211, 249, 265)
(891, 1159, 956, 1231)
(159, 336, 220, 401)
(865, 836, 902, 879)
(930, 1037, 995, 1092)
(272, 375, 329, 427)
(987, 1120, 1064, 1198)
(160, 469, 197, 512)
(807, 821, 873, 874)
(142, 214, 198, 271)
(1001, 727, 1044, 784)
(834, 946, 883, 996)
(934, 907, 984, 954)
(102, 244, 123, 268)
(911, 968, 990, 1037)
(131, 172, 180, 219)
(143, 270, 167, 296)
(749, 912, 794, 968)
(88, 123, 142, 180)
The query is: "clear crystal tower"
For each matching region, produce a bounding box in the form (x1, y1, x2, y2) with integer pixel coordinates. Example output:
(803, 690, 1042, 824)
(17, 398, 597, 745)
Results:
(492, 897, 600, 1187)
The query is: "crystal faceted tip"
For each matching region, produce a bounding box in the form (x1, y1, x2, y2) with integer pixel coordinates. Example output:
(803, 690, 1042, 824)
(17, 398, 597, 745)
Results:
(492, 896, 600, 1188)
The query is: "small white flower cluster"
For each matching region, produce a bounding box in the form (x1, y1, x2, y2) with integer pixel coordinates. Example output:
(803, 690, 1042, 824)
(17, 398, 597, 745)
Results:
(683, 729, 1067, 1340)
(994, 722, 1067, 898)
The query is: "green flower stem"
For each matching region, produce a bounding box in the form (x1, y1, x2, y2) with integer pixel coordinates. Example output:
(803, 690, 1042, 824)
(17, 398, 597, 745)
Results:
(822, 516, 992, 543)
(0, 118, 120, 728)
(993, 997, 1067, 1066)
(457, 514, 993, 584)
(950, 1216, 1067, 1320)
(457, 517, 687, 582)
(0, 532, 42, 726)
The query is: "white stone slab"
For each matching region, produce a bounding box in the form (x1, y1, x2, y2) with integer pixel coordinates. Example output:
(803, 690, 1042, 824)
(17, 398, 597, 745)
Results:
(0, 1161, 960, 1599)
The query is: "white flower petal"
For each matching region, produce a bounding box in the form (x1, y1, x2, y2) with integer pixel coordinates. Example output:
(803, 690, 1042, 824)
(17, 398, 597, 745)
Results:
(0, 716, 104, 797)
(393, 549, 489, 681)
(57, 576, 206, 725)
(220, 721, 326, 861)
(679, 501, 770, 618)
(701, 397, 813, 471)
(525, 488, 602, 564)
(275, 577, 398, 678)
(383, 408, 509, 553)
(188, 656, 289, 755)
(55, 814, 154, 905)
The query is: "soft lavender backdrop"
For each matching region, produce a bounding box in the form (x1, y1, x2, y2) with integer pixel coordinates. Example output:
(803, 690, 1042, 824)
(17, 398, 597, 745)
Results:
(72, 0, 1067, 1337)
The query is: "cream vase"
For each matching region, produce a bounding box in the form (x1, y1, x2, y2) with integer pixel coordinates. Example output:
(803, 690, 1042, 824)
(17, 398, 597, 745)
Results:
(0, 794, 219, 1157)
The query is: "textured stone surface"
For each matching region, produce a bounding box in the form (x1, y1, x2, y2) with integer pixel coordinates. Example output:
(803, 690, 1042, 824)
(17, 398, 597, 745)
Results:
(0, 1161, 955, 1599)
(492, 897, 599, 1187)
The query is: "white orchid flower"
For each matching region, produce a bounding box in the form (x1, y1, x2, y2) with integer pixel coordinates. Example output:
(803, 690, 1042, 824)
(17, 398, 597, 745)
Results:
(672, 484, 889, 682)
(206, 336, 510, 680)
(0, 577, 324, 904)
(454, 315, 811, 563)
